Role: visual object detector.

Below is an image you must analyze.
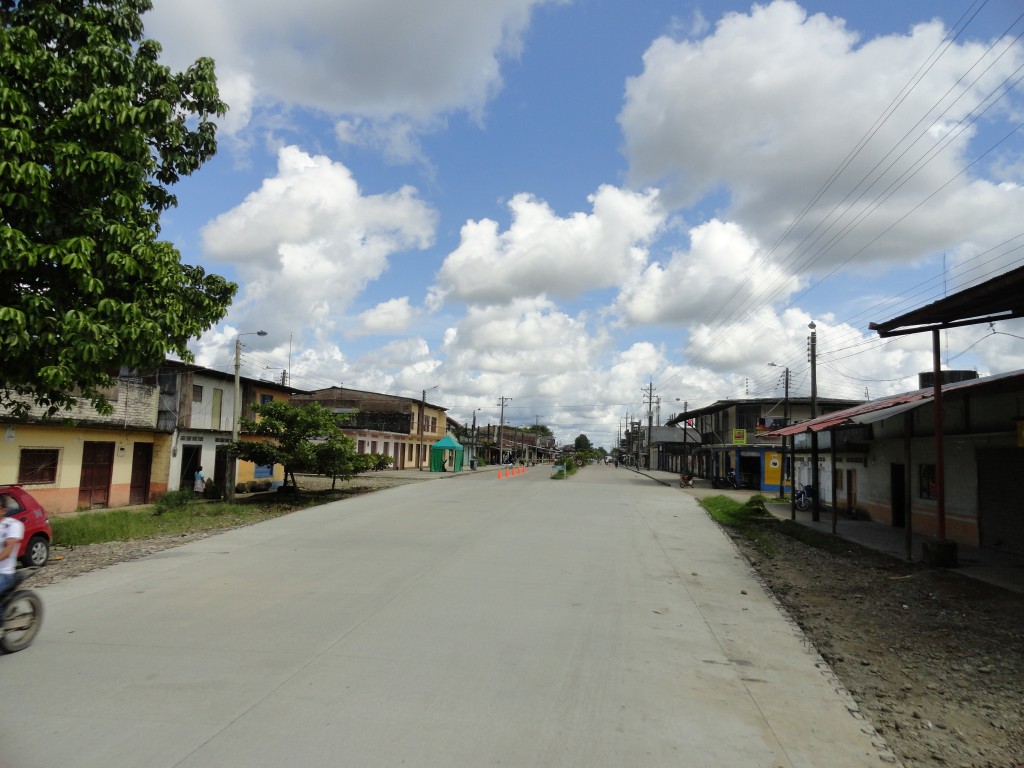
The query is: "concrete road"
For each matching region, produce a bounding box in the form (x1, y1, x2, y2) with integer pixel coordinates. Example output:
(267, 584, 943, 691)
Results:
(2, 467, 897, 767)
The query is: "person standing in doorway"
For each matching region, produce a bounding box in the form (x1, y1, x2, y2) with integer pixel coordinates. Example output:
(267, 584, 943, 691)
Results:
(194, 465, 205, 495)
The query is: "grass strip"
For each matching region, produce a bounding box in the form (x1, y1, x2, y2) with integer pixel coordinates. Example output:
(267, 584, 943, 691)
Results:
(699, 494, 866, 557)
(50, 485, 379, 547)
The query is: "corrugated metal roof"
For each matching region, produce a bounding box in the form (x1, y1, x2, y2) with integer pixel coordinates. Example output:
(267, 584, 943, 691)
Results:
(765, 369, 1024, 436)
(870, 266, 1024, 337)
(665, 396, 861, 427)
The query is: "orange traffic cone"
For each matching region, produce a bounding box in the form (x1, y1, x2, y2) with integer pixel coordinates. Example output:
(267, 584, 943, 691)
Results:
(497, 469, 503, 479)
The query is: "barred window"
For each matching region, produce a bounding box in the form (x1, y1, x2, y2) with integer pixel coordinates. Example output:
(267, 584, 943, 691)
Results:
(18, 449, 59, 484)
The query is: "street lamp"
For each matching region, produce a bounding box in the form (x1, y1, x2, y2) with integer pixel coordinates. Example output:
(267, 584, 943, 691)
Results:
(229, 330, 268, 502)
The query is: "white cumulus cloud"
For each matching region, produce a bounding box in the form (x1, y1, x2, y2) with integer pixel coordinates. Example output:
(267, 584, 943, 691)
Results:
(619, 0, 1024, 273)
(435, 185, 663, 304)
(201, 145, 436, 338)
(356, 297, 417, 336)
(145, 0, 557, 133)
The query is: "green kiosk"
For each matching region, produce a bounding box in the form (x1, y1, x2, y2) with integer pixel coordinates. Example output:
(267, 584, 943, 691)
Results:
(429, 435, 464, 472)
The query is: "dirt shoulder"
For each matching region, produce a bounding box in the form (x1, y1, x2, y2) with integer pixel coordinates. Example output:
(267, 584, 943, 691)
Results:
(729, 521, 1024, 768)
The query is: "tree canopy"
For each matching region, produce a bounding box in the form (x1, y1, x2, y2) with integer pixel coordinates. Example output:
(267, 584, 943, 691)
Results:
(574, 433, 593, 451)
(233, 401, 369, 489)
(0, 0, 235, 417)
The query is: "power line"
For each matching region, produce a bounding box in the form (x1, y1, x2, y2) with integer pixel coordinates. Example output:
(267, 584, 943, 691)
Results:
(656, 5, 1024, 392)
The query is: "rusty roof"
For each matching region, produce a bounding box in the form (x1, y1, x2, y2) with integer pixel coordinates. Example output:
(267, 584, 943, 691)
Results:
(765, 369, 1024, 436)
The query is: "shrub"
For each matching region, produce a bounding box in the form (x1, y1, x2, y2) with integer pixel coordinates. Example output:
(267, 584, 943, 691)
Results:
(153, 489, 195, 515)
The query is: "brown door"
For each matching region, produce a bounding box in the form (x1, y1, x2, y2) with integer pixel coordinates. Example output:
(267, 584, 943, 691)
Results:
(79, 441, 115, 509)
(846, 469, 857, 514)
(129, 443, 153, 505)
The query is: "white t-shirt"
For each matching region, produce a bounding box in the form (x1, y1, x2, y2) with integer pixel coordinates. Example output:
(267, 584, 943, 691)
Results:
(1, 517, 25, 575)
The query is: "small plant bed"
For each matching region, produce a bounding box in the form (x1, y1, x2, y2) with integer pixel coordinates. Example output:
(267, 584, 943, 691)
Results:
(550, 462, 579, 479)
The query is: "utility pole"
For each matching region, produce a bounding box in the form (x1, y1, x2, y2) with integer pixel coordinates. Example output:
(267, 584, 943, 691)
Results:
(471, 409, 480, 470)
(418, 389, 426, 471)
(418, 385, 439, 471)
(497, 396, 511, 464)
(680, 400, 688, 476)
(808, 322, 820, 522)
(643, 381, 654, 470)
(782, 367, 795, 519)
(229, 330, 267, 502)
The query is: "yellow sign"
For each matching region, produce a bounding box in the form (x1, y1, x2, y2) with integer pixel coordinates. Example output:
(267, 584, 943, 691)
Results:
(765, 451, 782, 486)
(732, 429, 747, 445)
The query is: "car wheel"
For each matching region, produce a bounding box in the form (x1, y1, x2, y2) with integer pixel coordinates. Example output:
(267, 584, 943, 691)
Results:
(20, 535, 49, 568)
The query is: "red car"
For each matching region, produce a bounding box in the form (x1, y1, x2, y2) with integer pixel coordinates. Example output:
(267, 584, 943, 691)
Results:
(0, 485, 52, 567)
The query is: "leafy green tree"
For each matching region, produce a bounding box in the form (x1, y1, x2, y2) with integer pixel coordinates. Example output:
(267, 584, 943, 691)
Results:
(233, 401, 367, 490)
(1, 0, 235, 417)
(574, 433, 593, 452)
(314, 433, 367, 489)
(524, 424, 553, 438)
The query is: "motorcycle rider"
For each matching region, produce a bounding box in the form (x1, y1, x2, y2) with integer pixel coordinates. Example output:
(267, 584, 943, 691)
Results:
(0, 500, 25, 593)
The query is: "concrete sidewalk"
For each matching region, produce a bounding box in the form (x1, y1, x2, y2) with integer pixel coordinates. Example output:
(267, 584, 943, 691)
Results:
(626, 466, 1024, 595)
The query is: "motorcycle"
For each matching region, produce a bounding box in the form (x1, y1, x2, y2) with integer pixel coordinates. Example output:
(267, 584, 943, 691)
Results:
(679, 474, 695, 488)
(1, 567, 44, 653)
(711, 470, 738, 489)
(794, 484, 815, 512)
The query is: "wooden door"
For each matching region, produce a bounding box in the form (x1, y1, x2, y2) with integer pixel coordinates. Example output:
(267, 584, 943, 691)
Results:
(79, 441, 115, 509)
(129, 443, 153, 505)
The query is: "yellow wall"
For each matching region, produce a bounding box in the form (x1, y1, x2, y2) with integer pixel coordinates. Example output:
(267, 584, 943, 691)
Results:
(235, 436, 286, 486)
(408, 403, 447, 468)
(0, 423, 170, 516)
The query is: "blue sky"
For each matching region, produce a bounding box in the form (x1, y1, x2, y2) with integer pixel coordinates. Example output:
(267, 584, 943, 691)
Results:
(145, 0, 1024, 448)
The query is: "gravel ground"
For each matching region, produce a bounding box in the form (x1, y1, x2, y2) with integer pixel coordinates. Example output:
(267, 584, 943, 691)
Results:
(732, 525, 1024, 768)
(25, 472, 1024, 767)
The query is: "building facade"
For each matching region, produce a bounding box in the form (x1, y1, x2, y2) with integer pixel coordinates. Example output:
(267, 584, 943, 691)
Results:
(290, 387, 447, 470)
(776, 370, 1024, 555)
(0, 362, 292, 515)
(157, 361, 291, 495)
(1, 376, 167, 514)
(665, 396, 863, 492)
